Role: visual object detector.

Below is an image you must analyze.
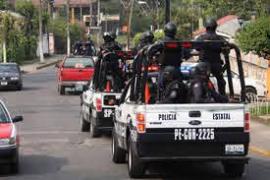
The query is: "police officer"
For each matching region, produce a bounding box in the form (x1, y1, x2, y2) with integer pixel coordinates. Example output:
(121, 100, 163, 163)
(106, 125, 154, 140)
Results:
(161, 66, 187, 104)
(196, 18, 226, 95)
(136, 31, 154, 52)
(100, 32, 122, 52)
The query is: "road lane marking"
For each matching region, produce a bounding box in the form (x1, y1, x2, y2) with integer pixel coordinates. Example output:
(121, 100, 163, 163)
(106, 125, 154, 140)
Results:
(250, 146, 270, 157)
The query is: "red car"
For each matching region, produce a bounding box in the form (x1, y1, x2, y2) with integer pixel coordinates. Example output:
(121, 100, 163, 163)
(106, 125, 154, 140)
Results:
(56, 56, 95, 95)
(0, 100, 23, 173)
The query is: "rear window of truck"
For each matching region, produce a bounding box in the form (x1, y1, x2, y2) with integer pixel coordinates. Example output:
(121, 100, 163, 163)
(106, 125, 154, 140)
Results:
(63, 57, 94, 68)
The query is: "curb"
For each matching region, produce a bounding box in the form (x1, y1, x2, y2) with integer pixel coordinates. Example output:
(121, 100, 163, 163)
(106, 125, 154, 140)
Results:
(252, 116, 270, 126)
(36, 60, 61, 70)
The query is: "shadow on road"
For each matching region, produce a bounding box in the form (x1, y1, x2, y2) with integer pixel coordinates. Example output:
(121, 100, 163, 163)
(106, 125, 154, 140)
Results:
(0, 154, 68, 176)
(144, 162, 234, 180)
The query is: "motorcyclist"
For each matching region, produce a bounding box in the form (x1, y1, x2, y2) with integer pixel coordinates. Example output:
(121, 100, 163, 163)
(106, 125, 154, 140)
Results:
(196, 18, 226, 95)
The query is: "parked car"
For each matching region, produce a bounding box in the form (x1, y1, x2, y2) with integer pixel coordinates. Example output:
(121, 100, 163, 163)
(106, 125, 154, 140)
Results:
(181, 63, 266, 101)
(0, 63, 23, 91)
(0, 100, 23, 173)
(56, 56, 95, 95)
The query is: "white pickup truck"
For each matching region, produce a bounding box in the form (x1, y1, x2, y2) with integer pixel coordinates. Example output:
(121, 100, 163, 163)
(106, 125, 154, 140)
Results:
(80, 79, 121, 137)
(111, 41, 250, 178)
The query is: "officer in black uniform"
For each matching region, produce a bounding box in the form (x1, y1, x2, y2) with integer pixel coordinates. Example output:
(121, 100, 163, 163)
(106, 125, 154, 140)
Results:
(100, 32, 122, 52)
(189, 62, 228, 103)
(136, 31, 154, 52)
(196, 18, 226, 95)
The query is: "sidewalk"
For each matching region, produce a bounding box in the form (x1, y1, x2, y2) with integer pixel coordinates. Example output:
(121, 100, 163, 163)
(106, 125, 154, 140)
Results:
(250, 120, 270, 157)
(20, 55, 64, 74)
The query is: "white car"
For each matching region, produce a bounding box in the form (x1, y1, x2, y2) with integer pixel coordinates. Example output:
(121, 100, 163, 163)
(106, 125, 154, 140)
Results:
(181, 63, 266, 101)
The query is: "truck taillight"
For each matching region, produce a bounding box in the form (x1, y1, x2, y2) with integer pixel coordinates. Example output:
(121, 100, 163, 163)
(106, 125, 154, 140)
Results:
(96, 98, 102, 112)
(136, 113, 146, 133)
(244, 112, 250, 132)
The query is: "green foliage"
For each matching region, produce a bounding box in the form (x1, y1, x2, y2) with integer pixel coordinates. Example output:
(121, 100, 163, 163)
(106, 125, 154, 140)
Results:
(133, 32, 143, 47)
(154, 30, 164, 41)
(14, 0, 38, 62)
(0, 0, 7, 10)
(49, 18, 84, 53)
(236, 17, 270, 58)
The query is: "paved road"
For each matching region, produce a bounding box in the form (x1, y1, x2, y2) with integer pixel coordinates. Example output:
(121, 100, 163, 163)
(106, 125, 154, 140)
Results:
(0, 67, 270, 180)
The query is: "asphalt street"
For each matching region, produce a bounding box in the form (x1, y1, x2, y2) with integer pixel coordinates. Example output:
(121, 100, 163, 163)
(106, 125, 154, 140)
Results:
(0, 67, 270, 180)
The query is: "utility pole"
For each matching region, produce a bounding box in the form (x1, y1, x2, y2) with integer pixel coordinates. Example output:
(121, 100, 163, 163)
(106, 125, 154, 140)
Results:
(39, 0, 44, 63)
(88, 0, 92, 36)
(97, 0, 101, 46)
(165, 0, 171, 23)
(127, 0, 135, 50)
(66, 0, 71, 56)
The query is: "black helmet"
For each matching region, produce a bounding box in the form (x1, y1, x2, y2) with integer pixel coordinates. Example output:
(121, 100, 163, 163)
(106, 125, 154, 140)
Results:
(140, 32, 147, 43)
(191, 62, 210, 77)
(144, 31, 154, 43)
(164, 22, 177, 38)
(163, 66, 179, 82)
(204, 18, 218, 31)
(103, 32, 116, 42)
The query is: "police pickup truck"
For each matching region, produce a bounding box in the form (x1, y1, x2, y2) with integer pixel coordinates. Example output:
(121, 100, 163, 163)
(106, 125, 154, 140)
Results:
(80, 50, 134, 137)
(111, 41, 250, 178)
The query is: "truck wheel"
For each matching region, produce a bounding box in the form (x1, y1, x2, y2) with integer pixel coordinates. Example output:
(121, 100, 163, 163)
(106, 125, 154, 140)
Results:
(223, 162, 245, 177)
(59, 85, 65, 95)
(112, 128, 126, 163)
(128, 137, 145, 178)
(80, 114, 90, 132)
(90, 119, 100, 138)
(17, 84, 22, 91)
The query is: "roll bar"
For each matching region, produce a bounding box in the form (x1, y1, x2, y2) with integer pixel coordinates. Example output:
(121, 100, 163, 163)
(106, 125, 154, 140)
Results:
(142, 41, 246, 102)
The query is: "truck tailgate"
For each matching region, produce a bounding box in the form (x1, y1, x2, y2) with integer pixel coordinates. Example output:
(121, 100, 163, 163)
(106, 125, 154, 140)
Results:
(61, 68, 94, 81)
(144, 104, 245, 129)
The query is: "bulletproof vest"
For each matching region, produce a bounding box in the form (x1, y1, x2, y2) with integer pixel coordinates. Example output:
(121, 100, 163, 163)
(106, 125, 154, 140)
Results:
(197, 32, 225, 64)
(158, 36, 182, 67)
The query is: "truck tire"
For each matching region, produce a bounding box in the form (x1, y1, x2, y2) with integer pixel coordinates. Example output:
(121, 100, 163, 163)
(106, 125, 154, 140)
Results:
(59, 85, 65, 95)
(17, 84, 22, 91)
(80, 114, 90, 132)
(128, 137, 145, 178)
(112, 128, 126, 163)
(90, 119, 100, 138)
(223, 162, 245, 178)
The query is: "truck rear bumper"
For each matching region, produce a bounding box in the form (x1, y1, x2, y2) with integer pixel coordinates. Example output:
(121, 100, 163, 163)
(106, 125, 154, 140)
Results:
(132, 130, 249, 163)
(60, 81, 88, 87)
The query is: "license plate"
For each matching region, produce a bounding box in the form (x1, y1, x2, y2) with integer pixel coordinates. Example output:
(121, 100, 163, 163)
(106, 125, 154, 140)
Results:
(0, 81, 7, 86)
(174, 128, 215, 141)
(225, 144, 245, 155)
(75, 84, 83, 91)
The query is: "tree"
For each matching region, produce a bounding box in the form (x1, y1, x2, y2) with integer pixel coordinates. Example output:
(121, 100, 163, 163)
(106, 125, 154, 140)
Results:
(0, 11, 24, 63)
(236, 16, 270, 59)
(15, 0, 38, 60)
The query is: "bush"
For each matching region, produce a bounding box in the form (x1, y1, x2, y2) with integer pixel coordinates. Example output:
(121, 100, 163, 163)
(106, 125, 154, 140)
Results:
(133, 32, 143, 47)
(154, 30, 164, 41)
(236, 17, 270, 59)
